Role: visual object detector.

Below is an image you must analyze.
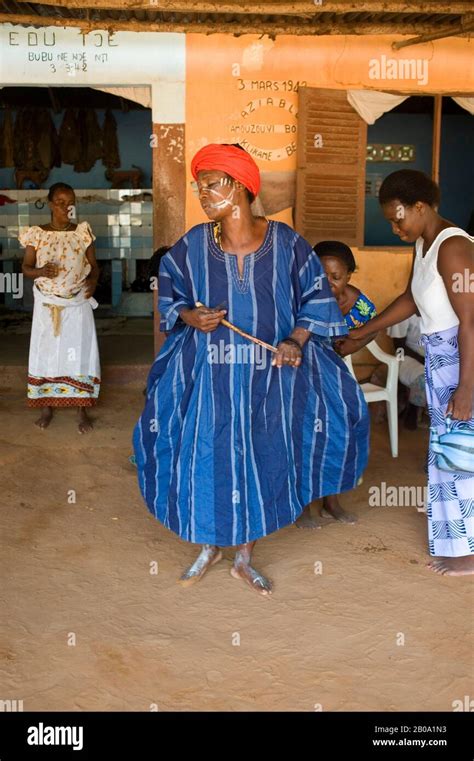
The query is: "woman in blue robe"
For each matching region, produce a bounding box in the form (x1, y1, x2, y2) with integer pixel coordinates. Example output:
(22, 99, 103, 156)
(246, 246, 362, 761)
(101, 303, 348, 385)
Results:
(133, 144, 369, 595)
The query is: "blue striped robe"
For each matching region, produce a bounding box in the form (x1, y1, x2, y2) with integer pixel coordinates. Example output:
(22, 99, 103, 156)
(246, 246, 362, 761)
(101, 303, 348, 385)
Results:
(133, 221, 369, 546)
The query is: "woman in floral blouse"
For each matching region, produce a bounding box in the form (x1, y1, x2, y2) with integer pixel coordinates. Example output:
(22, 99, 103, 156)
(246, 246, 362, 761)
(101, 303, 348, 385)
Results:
(20, 183, 100, 433)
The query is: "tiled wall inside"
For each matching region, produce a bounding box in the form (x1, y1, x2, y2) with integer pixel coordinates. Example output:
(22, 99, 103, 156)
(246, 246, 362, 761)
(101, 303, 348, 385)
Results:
(0, 189, 154, 260)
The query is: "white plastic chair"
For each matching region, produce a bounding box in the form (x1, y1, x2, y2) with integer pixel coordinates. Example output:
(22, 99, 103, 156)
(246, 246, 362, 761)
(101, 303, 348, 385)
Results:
(344, 339, 399, 458)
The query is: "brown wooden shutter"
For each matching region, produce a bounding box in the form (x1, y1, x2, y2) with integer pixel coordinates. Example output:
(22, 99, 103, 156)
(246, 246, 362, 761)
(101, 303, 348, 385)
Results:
(295, 87, 367, 247)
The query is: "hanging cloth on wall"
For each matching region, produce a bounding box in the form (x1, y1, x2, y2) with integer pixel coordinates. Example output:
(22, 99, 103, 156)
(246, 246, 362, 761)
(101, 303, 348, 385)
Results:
(13, 108, 44, 170)
(36, 108, 61, 170)
(12, 108, 54, 187)
(13, 109, 27, 168)
(452, 97, 474, 116)
(12, 108, 59, 175)
(74, 108, 103, 173)
(347, 91, 474, 123)
(0, 106, 14, 168)
(51, 116, 61, 169)
(346, 90, 409, 124)
(59, 108, 81, 165)
(102, 109, 120, 170)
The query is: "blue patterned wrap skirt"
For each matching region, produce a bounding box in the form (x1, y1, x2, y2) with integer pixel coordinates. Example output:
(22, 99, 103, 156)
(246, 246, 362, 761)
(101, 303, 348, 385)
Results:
(422, 325, 474, 557)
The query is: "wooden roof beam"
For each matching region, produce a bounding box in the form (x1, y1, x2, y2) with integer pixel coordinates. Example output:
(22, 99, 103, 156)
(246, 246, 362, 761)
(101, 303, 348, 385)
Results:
(2, 12, 468, 35)
(393, 13, 474, 48)
(11, 0, 474, 16)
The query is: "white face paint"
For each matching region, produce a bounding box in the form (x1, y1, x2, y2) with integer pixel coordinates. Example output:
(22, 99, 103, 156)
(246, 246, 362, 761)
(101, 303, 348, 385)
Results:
(199, 177, 236, 210)
(207, 186, 235, 210)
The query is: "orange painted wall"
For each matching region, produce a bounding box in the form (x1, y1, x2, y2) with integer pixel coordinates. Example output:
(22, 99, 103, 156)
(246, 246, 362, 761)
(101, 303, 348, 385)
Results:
(352, 246, 413, 360)
(186, 33, 474, 227)
(185, 33, 471, 353)
(352, 247, 413, 311)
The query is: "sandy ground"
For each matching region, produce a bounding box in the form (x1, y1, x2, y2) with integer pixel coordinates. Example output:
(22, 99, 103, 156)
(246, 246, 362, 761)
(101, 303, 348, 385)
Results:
(1, 377, 473, 712)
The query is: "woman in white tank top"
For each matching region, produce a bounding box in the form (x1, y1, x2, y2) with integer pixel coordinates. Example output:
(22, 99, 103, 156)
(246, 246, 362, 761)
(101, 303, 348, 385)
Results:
(337, 169, 474, 577)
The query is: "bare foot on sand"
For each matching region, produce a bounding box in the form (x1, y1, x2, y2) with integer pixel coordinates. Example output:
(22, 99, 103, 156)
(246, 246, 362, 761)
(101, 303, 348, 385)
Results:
(230, 546, 272, 596)
(230, 563, 272, 596)
(35, 407, 53, 430)
(320, 495, 358, 525)
(427, 556, 474, 577)
(78, 408, 93, 434)
(178, 545, 223, 587)
(295, 504, 325, 529)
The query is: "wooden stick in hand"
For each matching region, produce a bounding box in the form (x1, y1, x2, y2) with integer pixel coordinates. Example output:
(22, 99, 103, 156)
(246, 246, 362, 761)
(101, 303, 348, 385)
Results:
(195, 301, 278, 354)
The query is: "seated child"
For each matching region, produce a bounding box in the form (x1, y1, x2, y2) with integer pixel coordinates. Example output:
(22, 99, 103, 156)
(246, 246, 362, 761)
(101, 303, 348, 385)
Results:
(315, 240, 377, 330)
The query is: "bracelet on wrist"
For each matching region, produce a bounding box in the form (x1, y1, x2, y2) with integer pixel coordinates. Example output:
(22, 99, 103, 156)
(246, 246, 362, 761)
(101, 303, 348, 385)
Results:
(281, 336, 303, 353)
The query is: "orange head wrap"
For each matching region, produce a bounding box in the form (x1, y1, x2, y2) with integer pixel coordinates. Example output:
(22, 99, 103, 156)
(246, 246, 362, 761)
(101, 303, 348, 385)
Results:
(191, 143, 261, 198)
